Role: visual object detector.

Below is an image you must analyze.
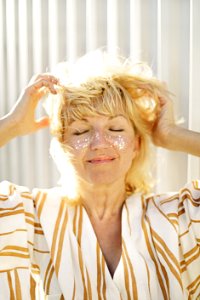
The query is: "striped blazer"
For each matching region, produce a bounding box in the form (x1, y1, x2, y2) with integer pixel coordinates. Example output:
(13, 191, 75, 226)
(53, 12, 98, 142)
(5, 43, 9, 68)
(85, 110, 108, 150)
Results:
(0, 180, 200, 300)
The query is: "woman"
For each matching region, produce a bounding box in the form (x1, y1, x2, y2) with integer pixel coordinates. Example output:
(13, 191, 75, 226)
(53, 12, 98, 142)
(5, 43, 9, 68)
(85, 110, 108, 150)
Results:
(0, 51, 200, 299)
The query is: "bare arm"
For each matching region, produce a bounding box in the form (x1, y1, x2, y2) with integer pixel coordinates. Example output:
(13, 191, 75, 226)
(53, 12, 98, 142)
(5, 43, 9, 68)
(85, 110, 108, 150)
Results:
(162, 126, 200, 157)
(0, 114, 18, 147)
(152, 97, 200, 157)
(0, 74, 59, 147)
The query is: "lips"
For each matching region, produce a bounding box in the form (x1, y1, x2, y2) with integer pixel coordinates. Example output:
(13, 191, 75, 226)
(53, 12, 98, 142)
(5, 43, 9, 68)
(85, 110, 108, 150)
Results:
(87, 156, 116, 164)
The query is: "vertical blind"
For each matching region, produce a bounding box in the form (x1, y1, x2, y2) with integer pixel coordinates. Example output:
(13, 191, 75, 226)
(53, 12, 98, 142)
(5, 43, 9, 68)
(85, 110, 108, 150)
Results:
(0, 0, 200, 193)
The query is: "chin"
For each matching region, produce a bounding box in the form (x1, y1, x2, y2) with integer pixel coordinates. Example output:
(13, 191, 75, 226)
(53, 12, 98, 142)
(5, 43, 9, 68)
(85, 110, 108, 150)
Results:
(83, 171, 124, 186)
(76, 163, 129, 187)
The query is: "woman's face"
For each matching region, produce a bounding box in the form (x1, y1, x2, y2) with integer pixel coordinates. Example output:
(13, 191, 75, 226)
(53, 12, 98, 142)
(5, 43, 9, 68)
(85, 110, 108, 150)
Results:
(64, 114, 138, 186)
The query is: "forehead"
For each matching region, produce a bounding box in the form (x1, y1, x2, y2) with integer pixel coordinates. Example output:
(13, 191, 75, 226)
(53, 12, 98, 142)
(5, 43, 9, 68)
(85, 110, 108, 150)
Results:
(69, 114, 132, 126)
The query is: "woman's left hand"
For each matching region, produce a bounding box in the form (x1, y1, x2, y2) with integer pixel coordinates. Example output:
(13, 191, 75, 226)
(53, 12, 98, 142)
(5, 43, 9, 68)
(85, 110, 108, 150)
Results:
(151, 94, 200, 156)
(151, 95, 176, 149)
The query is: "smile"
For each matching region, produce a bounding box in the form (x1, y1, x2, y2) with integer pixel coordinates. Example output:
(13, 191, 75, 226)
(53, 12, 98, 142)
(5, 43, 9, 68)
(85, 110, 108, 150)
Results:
(87, 157, 116, 164)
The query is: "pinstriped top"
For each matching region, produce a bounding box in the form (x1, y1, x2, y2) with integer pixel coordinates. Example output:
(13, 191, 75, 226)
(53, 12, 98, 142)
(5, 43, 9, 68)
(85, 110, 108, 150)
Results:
(0, 180, 200, 300)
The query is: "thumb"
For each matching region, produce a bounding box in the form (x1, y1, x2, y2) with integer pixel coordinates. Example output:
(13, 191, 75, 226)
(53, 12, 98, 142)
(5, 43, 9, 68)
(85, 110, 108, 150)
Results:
(35, 116, 50, 131)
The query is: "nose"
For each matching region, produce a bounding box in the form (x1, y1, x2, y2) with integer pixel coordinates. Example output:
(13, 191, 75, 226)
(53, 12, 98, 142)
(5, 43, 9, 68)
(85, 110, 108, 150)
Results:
(90, 130, 111, 150)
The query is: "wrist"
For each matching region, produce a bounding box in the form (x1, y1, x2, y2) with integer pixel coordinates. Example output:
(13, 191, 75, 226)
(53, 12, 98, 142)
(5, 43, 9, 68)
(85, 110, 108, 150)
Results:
(152, 124, 177, 149)
(163, 125, 183, 150)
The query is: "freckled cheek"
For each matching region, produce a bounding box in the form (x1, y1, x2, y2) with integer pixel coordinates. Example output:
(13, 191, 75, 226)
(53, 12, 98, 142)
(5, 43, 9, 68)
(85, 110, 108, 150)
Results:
(69, 134, 133, 151)
(106, 135, 132, 151)
(70, 137, 91, 150)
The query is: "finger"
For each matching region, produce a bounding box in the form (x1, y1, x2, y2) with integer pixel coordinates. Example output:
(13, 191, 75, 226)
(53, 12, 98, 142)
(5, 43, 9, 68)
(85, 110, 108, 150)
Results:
(27, 79, 58, 97)
(34, 87, 49, 99)
(158, 95, 172, 107)
(34, 116, 50, 131)
(29, 73, 59, 85)
(158, 96, 167, 106)
(38, 74, 59, 85)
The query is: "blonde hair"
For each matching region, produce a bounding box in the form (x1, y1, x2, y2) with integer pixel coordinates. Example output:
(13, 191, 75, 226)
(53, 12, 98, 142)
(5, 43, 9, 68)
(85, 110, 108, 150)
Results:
(44, 50, 170, 201)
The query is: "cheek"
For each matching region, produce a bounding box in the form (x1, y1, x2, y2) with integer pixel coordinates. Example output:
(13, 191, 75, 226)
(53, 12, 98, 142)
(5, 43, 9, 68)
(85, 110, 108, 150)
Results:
(70, 136, 90, 150)
(106, 134, 133, 151)
(68, 133, 135, 152)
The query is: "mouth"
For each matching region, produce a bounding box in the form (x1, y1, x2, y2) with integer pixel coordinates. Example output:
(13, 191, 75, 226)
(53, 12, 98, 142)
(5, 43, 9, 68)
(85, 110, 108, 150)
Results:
(87, 157, 116, 164)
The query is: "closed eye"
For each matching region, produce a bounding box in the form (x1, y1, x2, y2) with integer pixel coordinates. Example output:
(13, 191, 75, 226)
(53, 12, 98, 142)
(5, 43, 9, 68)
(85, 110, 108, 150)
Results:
(109, 129, 124, 132)
(73, 130, 89, 136)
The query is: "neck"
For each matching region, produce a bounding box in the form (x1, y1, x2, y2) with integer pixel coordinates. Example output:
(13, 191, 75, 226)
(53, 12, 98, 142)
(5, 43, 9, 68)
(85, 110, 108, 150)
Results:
(78, 179, 126, 221)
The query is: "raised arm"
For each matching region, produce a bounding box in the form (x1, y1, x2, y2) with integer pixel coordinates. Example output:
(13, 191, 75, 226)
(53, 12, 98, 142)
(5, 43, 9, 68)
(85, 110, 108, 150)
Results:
(151, 96, 200, 157)
(0, 74, 59, 147)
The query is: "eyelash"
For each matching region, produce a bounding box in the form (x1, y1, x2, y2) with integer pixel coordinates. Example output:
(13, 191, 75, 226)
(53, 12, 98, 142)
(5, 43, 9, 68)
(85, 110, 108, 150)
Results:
(73, 130, 89, 136)
(73, 128, 124, 136)
(109, 129, 124, 132)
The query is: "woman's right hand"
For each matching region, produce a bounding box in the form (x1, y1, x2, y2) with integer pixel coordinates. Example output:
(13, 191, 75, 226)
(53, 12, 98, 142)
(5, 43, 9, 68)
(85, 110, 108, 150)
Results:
(10, 73, 59, 135)
(0, 73, 59, 147)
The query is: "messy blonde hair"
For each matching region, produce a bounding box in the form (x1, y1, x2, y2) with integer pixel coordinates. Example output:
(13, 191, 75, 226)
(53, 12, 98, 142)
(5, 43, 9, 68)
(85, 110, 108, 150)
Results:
(44, 50, 170, 201)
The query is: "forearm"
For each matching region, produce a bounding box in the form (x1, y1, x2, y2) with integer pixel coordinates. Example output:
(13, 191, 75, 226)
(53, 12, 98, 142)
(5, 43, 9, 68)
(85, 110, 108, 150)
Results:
(0, 114, 17, 147)
(166, 126, 200, 157)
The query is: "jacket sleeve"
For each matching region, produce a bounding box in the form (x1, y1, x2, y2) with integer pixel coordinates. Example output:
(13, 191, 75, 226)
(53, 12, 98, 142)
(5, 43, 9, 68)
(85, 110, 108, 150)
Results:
(0, 181, 62, 299)
(178, 180, 200, 299)
(0, 181, 41, 298)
